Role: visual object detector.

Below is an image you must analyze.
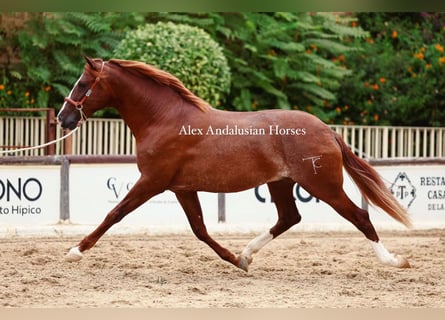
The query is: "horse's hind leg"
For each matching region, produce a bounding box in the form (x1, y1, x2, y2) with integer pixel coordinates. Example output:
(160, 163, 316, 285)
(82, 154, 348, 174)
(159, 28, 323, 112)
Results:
(175, 191, 241, 268)
(301, 172, 410, 268)
(238, 178, 301, 271)
(327, 192, 410, 268)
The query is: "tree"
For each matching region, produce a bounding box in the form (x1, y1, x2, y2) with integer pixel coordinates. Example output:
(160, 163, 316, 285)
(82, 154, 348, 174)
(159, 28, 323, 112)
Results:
(147, 12, 368, 122)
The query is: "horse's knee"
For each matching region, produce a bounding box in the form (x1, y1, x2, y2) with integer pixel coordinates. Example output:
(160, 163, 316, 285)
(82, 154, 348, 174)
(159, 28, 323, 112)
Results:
(190, 226, 209, 242)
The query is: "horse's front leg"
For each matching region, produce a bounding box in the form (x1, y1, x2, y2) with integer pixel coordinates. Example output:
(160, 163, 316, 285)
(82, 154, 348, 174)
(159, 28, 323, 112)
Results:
(65, 176, 161, 262)
(175, 191, 242, 269)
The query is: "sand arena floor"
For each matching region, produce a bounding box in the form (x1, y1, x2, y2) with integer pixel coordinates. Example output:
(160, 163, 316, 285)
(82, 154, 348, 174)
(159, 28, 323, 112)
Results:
(0, 229, 444, 308)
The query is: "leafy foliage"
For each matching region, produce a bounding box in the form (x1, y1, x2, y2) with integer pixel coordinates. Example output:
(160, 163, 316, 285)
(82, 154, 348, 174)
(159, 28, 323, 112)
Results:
(3, 12, 444, 126)
(147, 12, 368, 121)
(1, 12, 144, 114)
(334, 13, 445, 126)
(114, 21, 231, 108)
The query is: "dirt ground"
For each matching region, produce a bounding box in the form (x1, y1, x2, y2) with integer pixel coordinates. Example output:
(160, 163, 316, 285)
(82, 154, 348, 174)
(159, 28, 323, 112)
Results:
(1, 229, 444, 308)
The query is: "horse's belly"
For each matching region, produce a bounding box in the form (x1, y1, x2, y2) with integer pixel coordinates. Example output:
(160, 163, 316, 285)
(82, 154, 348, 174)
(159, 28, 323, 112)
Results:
(169, 138, 288, 193)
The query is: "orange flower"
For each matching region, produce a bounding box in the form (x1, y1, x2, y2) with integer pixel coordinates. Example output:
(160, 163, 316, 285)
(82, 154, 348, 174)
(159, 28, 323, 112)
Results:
(44, 85, 51, 92)
(351, 21, 357, 28)
(435, 44, 444, 53)
(439, 57, 445, 65)
(414, 52, 424, 60)
(335, 107, 342, 114)
(392, 30, 398, 39)
(379, 77, 386, 83)
(364, 81, 369, 88)
(338, 54, 345, 62)
(372, 84, 379, 91)
(0, 84, 4, 90)
(373, 114, 379, 122)
(24, 92, 30, 97)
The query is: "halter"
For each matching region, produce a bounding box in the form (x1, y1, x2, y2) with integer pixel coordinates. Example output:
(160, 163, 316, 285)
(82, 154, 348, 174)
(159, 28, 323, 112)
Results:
(64, 61, 105, 123)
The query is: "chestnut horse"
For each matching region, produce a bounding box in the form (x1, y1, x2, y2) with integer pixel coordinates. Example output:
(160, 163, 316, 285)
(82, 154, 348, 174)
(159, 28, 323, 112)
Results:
(58, 57, 412, 271)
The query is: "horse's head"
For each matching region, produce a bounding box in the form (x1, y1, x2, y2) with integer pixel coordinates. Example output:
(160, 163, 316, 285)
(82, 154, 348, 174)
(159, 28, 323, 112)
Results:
(57, 56, 110, 130)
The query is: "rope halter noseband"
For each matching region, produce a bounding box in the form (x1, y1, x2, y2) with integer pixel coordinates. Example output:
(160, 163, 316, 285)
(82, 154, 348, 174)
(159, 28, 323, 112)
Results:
(64, 61, 105, 124)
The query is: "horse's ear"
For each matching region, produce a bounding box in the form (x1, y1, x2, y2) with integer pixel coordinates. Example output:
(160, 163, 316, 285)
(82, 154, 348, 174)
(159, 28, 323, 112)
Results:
(84, 56, 98, 71)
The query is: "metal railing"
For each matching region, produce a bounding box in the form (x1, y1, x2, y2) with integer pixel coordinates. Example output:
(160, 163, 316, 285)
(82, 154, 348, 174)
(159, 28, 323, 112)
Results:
(0, 109, 56, 156)
(331, 125, 445, 159)
(1, 114, 445, 159)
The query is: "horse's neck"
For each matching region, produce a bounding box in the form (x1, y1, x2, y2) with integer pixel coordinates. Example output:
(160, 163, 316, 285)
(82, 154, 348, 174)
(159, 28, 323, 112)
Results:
(108, 73, 197, 139)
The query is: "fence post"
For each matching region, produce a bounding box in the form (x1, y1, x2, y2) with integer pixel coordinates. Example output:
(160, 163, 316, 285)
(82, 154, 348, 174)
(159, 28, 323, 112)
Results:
(45, 108, 56, 155)
(64, 130, 73, 155)
(60, 156, 70, 221)
(218, 193, 226, 223)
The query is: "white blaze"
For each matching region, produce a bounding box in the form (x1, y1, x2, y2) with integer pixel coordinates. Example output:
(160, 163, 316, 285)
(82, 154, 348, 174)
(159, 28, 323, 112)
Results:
(58, 73, 84, 117)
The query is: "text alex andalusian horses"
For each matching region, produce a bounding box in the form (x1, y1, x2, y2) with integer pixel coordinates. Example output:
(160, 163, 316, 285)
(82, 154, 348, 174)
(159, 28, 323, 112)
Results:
(58, 57, 412, 271)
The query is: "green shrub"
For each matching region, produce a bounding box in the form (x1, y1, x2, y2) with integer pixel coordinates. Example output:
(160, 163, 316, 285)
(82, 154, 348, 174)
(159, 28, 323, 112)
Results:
(114, 21, 231, 108)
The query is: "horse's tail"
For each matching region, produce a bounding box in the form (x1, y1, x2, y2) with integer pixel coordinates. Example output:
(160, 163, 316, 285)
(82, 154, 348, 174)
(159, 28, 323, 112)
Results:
(334, 134, 412, 228)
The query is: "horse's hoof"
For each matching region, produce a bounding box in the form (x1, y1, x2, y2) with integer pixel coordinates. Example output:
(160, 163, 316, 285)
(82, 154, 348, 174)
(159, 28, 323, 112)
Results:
(396, 255, 411, 268)
(237, 255, 252, 272)
(65, 246, 83, 262)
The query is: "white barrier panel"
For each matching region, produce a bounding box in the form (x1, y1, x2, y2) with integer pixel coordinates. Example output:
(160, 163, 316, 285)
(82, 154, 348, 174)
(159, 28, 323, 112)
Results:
(1, 162, 444, 232)
(0, 165, 60, 226)
(225, 170, 361, 231)
(69, 164, 217, 229)
(369, 165, 445, 229)
(69, 164, 362, 231)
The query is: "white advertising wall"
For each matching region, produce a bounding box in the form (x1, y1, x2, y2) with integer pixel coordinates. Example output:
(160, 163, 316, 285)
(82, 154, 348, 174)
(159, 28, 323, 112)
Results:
(368, 165, 445, 229)
(0, 165, 60, 226)
(224, 170, 361, 230)
(1, 161, 444, 232)
(69, 164, 217, 230)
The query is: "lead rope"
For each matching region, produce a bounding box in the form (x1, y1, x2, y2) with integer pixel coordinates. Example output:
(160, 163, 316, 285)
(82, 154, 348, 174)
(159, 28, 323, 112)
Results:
(0, 126, 80, 155)
(1, 63, 101, 156)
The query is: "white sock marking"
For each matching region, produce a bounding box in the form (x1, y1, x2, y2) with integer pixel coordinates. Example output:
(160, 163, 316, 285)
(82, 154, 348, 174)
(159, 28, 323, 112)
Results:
(242, 231, 274, 259)
(368, 240, 400, 267)
(65, 246, 83, 262)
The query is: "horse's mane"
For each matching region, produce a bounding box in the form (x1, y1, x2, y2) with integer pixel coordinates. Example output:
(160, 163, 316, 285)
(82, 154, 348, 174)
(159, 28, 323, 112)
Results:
(108, 59, 211, 112)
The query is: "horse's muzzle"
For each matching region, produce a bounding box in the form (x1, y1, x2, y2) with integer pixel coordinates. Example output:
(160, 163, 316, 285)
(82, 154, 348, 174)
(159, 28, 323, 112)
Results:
(57, 111, 80, 130)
